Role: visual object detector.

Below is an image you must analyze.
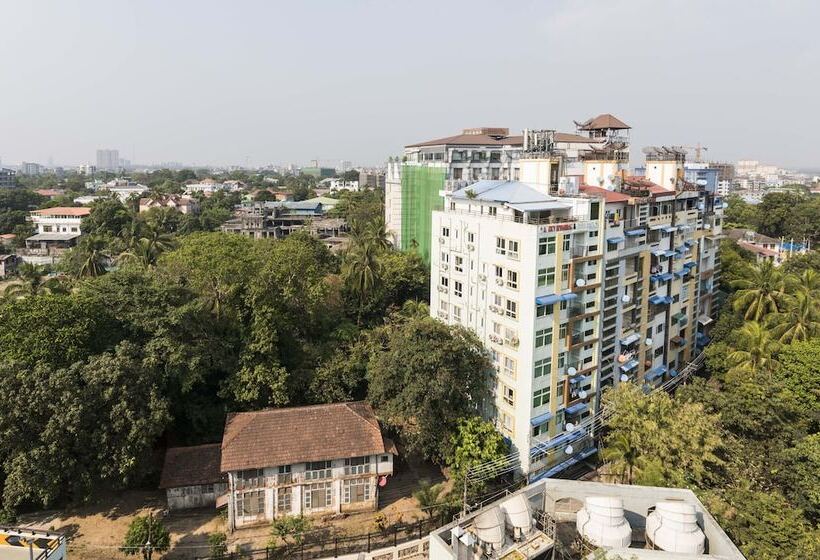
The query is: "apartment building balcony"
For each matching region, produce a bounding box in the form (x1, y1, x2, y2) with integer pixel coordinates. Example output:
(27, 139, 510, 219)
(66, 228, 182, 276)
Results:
(648, 214, 673, 228)
(234, 472, 303, 490)
(571, 244, 601, 260)
(676, 209, 699, 224)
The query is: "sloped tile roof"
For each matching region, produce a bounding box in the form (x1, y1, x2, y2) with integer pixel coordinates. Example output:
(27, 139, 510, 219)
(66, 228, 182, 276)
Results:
(220, 402, 390, 472)
(160, 443, 224, 489)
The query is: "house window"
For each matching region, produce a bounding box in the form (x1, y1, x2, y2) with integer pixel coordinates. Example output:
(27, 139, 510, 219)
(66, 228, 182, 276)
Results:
(237, 490, 265, 517)
(440, 276, 449, 288)
(561, 264, 570, 283)
(505, 299, 518, 319)
(559, 324, 567, 339)
(496, 237, 507, 255)
(452, 167, 463, 180)
(343, 478, 371, 504)
(536, 304, 552, 318)
(536, 327, 553, 347)
(538, 266, 555, 287)
(489, 206, 497, 216)
(454, 281, 463, 298)
(344, 456, 370, 475)
(539, 237, 556, 255)
(455, 256, 463, 272)
(453, 306, 462, 321)
(503, 356, 516, 378)
(441, 252, 449, 264)
(495, 265, 503, 280)
(534, 357, 551, 378)
(508, 240, 519, 259)
(563, 237, 571, 251)
(277, 487, 292, 514)
(442, 227, 450, 237)
(506, 270, 518, 289)
(305, 461, 332, 480)
(500, 411, 514, 435)
(304, 481, 333, 510)
(533, 387, 550, 408)
(532, 423, 548, 437)
(467, 232, 475, 243)
(502, 385, 515, 406)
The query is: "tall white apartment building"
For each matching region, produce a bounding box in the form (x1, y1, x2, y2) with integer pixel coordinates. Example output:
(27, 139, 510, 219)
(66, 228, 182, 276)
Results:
(96, 148, 120, 171)
(429, 119, 722, 481)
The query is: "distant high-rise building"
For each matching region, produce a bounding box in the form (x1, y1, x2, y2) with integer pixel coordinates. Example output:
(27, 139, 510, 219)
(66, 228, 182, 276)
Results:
(96, 149, 120, 171)
(20, 162, 44, 175)
(0, 168, 15, 188)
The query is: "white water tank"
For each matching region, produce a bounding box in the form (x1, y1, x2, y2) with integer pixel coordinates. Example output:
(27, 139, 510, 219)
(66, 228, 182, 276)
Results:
(645, 501, 706, 554)
(576, 496, 632, 548)
(473, 506, 506, 551)
(500, 494, 533, 539)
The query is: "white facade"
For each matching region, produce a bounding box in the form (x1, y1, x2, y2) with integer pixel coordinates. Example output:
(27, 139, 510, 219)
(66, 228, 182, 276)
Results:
(430, 171, 604, 476)
(31, 209, 88, 235)
(227, 454, 394, 529)
(323, 178, 360, 192)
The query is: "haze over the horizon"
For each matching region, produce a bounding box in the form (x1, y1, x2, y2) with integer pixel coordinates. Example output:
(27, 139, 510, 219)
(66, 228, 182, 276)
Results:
(1, 0, 817, 169)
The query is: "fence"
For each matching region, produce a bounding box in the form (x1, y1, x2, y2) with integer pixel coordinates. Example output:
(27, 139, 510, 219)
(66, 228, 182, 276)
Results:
(198, 515, 447, 560)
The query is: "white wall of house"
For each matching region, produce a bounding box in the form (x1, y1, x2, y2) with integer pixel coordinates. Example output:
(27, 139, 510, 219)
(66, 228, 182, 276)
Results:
(166, 482, 228, 510)
(227, 454, 394, 530)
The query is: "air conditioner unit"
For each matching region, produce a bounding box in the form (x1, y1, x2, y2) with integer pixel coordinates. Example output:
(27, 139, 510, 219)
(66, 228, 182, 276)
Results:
(467, 243, 475, 251)
(509, 336, 520, 346)
(495, 277, 504, 286)
(479, 273, 487, 282)
(441, 263, 449, 271)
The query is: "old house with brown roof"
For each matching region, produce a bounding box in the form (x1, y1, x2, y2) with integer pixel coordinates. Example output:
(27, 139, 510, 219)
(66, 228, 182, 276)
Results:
(221, 401, 396, 530)
(159, 443, 227, 511)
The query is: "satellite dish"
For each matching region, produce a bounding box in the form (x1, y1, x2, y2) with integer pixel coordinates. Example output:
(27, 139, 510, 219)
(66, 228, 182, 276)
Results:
(696, 179, 708, 186)
(565, 445, 574, 455)
(567, 366, 577, 376)
(622, 295, 631, 303)
(620, 373, 629, 382)
(576, 278, 586, 287)
(579, 390, 588, 399)
(645, 338, 653, 346)
(565, 422, 575, 432)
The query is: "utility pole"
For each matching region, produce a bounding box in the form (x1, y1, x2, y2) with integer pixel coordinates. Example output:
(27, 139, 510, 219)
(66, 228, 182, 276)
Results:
(145, 512, 153, 560)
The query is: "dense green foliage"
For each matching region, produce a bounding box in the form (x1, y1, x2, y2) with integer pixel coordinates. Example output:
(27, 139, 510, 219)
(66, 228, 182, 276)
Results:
(121, 515, 171, 558)
(602, 239, 820, 559)
(725, 191, 820, 243)
(0, 183, 490, 521)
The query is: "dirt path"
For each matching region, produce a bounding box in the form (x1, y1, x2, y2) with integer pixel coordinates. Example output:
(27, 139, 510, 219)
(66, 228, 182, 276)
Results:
(17, 490, 223, 560)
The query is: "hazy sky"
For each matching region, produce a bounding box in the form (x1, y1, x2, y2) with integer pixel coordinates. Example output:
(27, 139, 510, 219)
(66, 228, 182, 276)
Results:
(1, 0, 818, 168)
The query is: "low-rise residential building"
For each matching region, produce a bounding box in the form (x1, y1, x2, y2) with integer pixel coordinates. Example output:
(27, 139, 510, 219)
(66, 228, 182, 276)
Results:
(184, 178, 245, 195)
(220, 402, 396, 530)
(34, 188, 65, 199)
(139, 194, 200, 214)
(160, 443, 227, 511)
(0, 254, 21, 278)
(726, 228, 808, 266)
(25, 207, 91, 253)
(429, 478, 744, 560)
(321, 178, 360, 192)
(220, 200, 346, 240)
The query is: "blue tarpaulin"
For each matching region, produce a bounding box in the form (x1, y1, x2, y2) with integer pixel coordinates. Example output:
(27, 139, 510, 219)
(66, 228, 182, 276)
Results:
(620, 359, 639, 371)
(536, 294, 560, 305)
(565, 402, 588, 415)
(530, 412, 553, 427)
(645, 365, 666, 381)
(606, 236, 624, 244)
(625, 228, 645, 237)
(620, 333, 640, 346)
(559, 292, 578, 301)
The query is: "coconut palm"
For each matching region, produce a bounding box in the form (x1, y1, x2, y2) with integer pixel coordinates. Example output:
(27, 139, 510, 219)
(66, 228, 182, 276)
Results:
(413, 480, 448, 519)
(2, 263, 54, 299)
(727, 321, 780, 378)
(367, 216, 391, 251)
(602, 433, 647, 485)
(119, 222, 176, 267)
(75, 235, 110, 278)
(731, 260, 788, 321)
(767, 292, 820, 344)
(788, 268, 820, 297)
(343, 237, 381, 319)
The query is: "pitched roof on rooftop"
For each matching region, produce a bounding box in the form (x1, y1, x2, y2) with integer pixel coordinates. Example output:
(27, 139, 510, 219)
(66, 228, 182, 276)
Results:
(452, 180, 554, 205)
(577, 113, 630, 130)
(31, 207, 92, 216)
(579, 184, 634, 203)
(220, 401, 392, 472)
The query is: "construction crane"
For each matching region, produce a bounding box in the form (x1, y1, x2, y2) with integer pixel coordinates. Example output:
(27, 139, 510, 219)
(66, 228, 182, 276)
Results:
(681, 143, 709, 163)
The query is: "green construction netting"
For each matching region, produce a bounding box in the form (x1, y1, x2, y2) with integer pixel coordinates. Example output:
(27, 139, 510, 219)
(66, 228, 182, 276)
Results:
(400, 165, 445, 264)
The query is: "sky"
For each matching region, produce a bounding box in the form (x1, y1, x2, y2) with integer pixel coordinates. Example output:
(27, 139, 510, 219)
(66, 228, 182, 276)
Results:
(1, 0, 818, 169)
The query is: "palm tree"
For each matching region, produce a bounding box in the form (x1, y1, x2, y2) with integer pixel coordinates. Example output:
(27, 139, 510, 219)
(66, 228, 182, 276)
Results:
(343, 237, 381, 320)
(2, 263, 52, 299)
(75, 236, 110, 278)
(119, 222, 176, 267)
(731, 260, 788, 321)
(413, 480, 447, 519)
(788, 268, 820, 297)
(727, 321, 780, 378)
(767, 292, 820, 344)
(367, 216, 391, 251)
(602, 433, 646, 485)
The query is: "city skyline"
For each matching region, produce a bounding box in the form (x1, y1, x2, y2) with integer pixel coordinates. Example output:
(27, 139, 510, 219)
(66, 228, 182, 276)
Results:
(1, 1, 819, 168)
